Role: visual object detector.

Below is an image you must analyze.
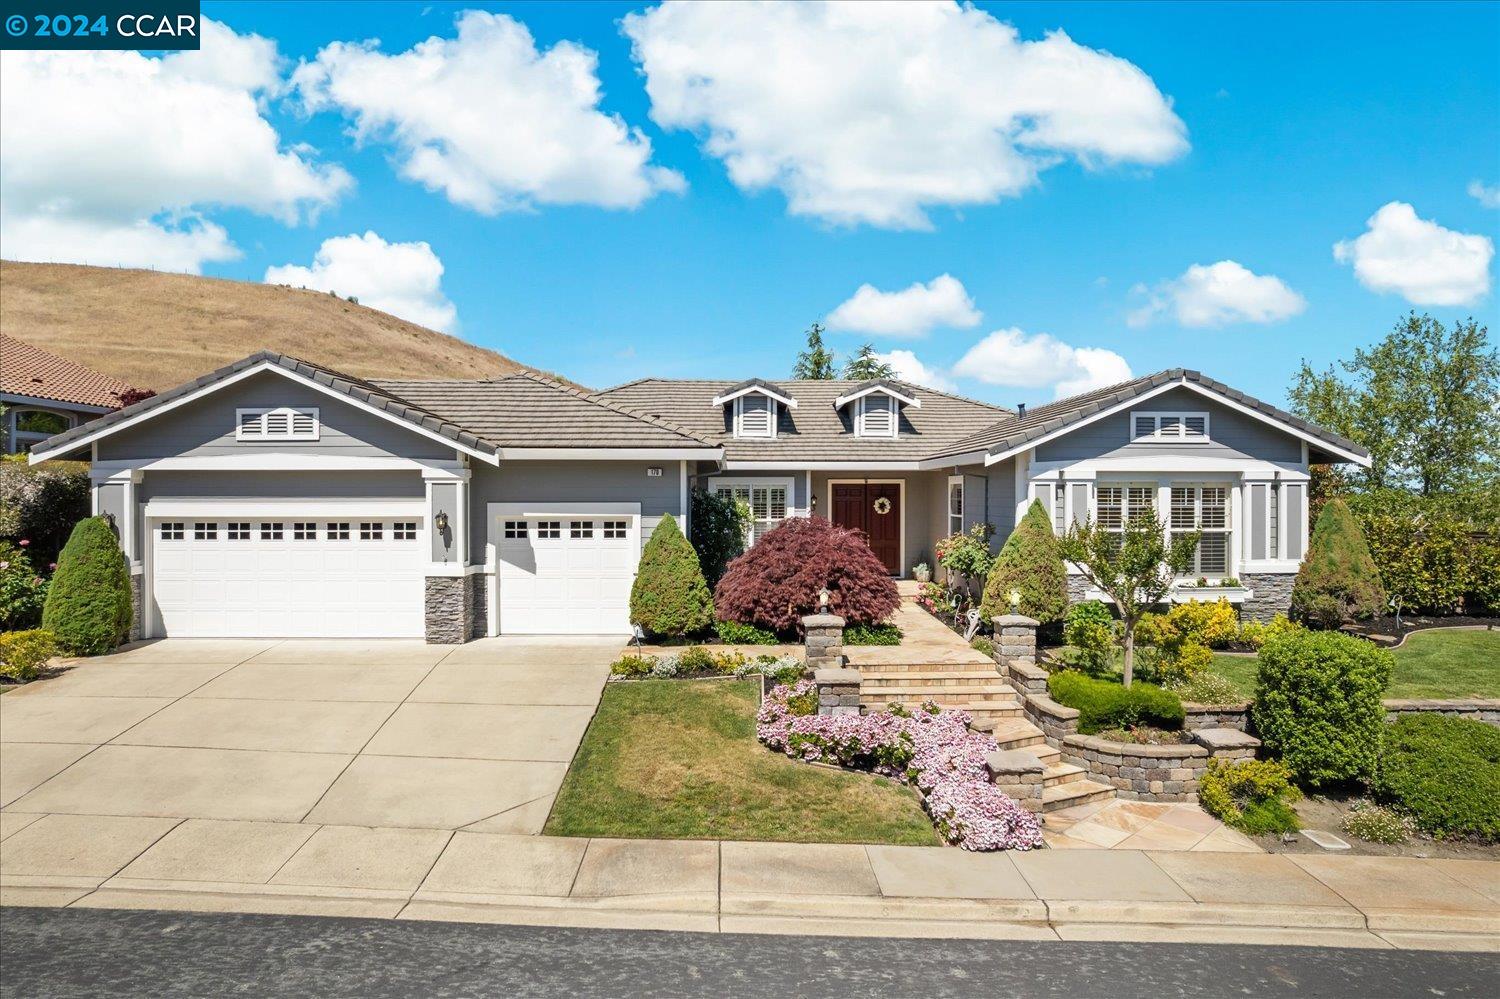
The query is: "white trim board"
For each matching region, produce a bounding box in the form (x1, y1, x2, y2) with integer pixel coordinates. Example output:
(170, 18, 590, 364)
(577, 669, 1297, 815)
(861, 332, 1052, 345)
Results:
(143, 499, 425, 518)
(980, 377, 1371, 468)
(724, 460, 925, 471)
(711, 384, 799, 409)
(488, 502, 643, 518)
(834, 384, 920, 409)
(90, 455, 463, 474)
(496, 447, 722, 460)
(28, 359, 499, 465)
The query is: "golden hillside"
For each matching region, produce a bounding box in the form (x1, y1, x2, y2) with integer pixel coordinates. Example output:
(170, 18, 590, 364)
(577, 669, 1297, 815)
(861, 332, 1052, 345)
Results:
(0, 261, 558, 391)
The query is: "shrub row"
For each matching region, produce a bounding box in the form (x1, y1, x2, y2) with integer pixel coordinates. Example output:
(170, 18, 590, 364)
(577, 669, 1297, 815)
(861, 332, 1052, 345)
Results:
(1046, 670, 1184, 734)
(1372, 714, 1500, 841)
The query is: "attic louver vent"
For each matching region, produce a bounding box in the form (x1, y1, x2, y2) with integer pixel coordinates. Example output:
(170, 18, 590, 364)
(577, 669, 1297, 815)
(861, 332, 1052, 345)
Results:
(1132, 412, 1209, 442)
(237, 407, 320, 442)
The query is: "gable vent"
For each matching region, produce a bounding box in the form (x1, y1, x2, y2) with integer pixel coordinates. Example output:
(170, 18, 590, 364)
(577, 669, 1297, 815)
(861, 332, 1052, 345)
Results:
(237, 407, 320, 442)
(857, 395, 898, 438)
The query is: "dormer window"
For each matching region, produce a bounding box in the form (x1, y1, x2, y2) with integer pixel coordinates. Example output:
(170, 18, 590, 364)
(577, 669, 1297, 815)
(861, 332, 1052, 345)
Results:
(835, 380, 919, 439)
(711, 379, 798, 440)
(735, 395, 776, 439)
(236, 407, 319, 441)
(1131, 411, 1208, 442)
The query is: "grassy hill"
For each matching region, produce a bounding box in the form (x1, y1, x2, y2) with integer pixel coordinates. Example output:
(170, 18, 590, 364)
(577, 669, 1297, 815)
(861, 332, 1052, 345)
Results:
(0, 260, 560, 391)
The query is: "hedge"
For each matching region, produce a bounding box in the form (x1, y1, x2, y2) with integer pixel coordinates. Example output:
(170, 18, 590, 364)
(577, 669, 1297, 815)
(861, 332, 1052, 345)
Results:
(0, 458, 90, 570)
(41, 516, 133, 655)
(1047, 670, 1185, 734)
(1373, 715, 1500, 841)
(1252, 629, 1392, 788)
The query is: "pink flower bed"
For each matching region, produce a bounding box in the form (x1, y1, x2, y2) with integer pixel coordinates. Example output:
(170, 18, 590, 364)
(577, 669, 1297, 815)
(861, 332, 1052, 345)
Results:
(757, 681, 1043, 851)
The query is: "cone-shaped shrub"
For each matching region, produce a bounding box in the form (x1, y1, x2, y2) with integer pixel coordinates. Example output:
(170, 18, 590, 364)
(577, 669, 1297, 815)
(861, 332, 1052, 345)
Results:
(629, 514, 714, 639)
(1290, 498, 1386, 628)
(714, 517, 899, 634)
(41, 516, 132, 655)
(981, 500, 1069, 624)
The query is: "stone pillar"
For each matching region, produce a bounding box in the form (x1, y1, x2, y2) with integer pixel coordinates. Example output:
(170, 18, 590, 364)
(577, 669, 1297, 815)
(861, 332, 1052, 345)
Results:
(814, 668, 862, 717)
(127, 572, 144, 644)
(424, 575, 470, 644)
(993, 614, 1039, 670)
(802, 613, 846, 671)
(986, 750, 1044, 812)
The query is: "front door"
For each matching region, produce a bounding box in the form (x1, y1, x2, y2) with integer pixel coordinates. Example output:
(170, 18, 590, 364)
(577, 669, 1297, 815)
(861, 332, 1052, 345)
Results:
(830, 482, 902, 575)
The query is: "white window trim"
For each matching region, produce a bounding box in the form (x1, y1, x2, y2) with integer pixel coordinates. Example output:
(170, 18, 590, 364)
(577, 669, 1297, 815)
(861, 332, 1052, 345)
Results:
(711, 384, 798, 409)
(1168, 481, 1233, 579)
(1130, 410, 1209, 443)
(732, 395, 778, 440)
(709, 476, 794, 545)
(947, 475, 964, 536)
(854, 396, 900, 439)
(834, 384, 920, 409)
(235, 406, 320, 442)
(10, 407, 76, 450)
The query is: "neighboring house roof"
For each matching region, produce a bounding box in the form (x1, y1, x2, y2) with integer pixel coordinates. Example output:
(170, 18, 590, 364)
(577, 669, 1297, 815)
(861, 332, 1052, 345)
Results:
(594, 378, 1009, 462)
(931, 369, 1369, 464)
(29, 350, 499, 462)
(371, 372, 716, 450)
(0, 334, 137, 409)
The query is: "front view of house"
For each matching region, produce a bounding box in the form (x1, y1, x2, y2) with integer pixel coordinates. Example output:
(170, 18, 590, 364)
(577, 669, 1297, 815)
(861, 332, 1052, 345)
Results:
(29, 352, 1369, 642)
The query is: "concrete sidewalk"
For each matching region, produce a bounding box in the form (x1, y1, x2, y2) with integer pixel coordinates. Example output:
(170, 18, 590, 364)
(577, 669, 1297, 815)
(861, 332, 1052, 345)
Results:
(3, 817, 1496, 952)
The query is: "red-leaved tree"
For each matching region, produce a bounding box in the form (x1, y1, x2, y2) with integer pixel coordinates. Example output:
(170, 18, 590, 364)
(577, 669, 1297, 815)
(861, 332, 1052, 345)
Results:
(713, 516, 900, 634)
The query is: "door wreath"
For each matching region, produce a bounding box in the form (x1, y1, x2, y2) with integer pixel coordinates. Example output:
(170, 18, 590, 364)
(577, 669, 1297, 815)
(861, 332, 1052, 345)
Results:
(873, 496, 893, 515)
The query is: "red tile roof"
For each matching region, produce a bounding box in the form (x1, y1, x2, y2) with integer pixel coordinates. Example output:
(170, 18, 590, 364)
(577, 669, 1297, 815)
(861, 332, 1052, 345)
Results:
(0, 335, 137, 409)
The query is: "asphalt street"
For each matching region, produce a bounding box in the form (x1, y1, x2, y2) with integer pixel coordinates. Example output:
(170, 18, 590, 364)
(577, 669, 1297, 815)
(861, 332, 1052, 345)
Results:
(0, 906, 1495, 998)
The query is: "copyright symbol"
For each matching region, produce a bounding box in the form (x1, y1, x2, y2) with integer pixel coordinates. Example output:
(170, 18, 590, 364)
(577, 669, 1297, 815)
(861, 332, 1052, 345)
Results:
(5, 14, 27, 36)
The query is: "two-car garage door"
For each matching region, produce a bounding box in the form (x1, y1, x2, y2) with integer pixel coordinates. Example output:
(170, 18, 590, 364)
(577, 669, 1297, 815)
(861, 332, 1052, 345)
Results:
(150, 516, 425, 638)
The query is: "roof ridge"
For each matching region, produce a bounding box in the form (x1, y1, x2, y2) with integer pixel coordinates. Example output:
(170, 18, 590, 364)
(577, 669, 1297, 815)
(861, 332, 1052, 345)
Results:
(511, 369, 714, 445)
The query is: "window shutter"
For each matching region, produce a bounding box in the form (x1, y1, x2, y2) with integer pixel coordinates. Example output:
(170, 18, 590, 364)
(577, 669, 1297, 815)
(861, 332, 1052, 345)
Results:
(1070, 483, 1090, 527)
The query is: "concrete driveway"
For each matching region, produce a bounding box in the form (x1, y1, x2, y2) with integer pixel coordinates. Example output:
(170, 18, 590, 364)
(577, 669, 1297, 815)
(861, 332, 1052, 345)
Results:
(1, 638, 618, 833)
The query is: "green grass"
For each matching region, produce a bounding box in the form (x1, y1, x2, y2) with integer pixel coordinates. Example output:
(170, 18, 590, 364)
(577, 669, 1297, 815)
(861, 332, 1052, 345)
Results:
(1208, 629, 1500, 701)
(545, 679, 940, 845)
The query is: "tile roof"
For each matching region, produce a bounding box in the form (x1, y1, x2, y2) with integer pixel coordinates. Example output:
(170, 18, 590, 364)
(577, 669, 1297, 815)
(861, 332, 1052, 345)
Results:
(593, 378, 1009, 462)
(31, 351, 497, 460)
(371, 371, 716, 450)
(929, 369, 1368, 461)
(0, 335, 138, 409)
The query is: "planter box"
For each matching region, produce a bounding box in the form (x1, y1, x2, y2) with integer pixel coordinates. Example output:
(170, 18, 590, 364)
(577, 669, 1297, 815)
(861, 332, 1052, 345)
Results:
(1168, 586, 1253, 604)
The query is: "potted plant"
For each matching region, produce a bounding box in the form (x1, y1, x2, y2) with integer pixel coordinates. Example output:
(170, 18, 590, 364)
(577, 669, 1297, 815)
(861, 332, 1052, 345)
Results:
(912, 562, 931, 583)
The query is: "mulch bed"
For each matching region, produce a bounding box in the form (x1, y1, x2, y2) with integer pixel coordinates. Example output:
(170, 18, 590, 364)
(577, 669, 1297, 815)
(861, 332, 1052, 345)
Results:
(1342, 615, 1499, 647)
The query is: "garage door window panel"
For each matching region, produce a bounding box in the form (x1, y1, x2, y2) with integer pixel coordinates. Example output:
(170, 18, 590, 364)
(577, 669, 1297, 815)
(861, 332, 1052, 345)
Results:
(193, 522, 217, 541)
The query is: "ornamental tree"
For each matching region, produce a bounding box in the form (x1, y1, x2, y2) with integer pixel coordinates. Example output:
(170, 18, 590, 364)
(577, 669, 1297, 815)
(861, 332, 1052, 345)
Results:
(629, 514, 714, 639)
(980, 500, 1068, 625)
(1058, 513, 1199, 687)
(714, 516, 899, 633)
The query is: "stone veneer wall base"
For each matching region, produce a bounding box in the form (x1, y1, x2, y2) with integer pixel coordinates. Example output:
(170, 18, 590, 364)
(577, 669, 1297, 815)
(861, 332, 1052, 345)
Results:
(128, 572, 144, 644)
(424, 575, 471, 645)
(1239, 572, 1296, 623)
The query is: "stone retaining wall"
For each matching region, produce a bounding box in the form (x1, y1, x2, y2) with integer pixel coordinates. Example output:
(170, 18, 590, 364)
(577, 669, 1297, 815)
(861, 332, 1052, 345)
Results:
(985, 750, 1044, 813)
(1183, 702, 1252, 732)
(1062, 734, 1209, 801)
(1020, 692, 1079, 746)
(1239, 572, 1295, 622)
(1384, 698, 1500, 725)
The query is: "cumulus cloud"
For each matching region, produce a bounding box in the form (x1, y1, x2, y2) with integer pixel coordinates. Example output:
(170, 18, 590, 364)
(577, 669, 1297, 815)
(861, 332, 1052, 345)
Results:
(1128, 260, 1306, 328)
(265, 231, 457, 332)
(0, 20, 350, 273)
(293, 10, 684, 214)
(1469, 180, 1500, 209)
(624, 1, 1186, 229)
(1333, 202, 1493, 306)
(826, 275, 981, 337)
(953, 328, 1132, 399)
(877, 349, 958, 393)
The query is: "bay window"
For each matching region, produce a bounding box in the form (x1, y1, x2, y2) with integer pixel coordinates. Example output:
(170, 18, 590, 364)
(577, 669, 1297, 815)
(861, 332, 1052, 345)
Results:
(1170, 484, 1230, 577)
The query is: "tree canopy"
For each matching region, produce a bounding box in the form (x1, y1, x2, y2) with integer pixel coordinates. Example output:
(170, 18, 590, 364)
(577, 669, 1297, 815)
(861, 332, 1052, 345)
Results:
(842, 343, 896, 380)
(792, 322, 837, 380)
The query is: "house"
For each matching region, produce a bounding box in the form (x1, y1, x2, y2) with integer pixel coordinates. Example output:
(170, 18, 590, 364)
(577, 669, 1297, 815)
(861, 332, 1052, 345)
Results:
(27, 351, 1368, 643)
(1, 335, 138, 454)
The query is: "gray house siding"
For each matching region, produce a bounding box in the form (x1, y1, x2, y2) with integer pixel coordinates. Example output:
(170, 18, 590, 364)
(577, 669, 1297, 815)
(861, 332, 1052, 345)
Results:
(96, 371, 455, 462)
(1035, 387, 1302, 465)
(696, 469, 810, 515)
(983, 457, 1018, 542)
(470, 460, 683, 563)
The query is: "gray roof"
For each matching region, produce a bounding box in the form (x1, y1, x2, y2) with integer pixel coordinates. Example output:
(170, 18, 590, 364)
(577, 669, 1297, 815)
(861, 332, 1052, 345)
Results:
(593, 378, 1009, 461)
(371, 372, 714, 450)
(930, 369, 1369, 461)
(31, 350, 497, 460)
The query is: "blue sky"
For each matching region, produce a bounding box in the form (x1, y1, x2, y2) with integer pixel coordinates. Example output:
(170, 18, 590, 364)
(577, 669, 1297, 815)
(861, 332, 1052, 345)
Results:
(3, 2, 1496, 404)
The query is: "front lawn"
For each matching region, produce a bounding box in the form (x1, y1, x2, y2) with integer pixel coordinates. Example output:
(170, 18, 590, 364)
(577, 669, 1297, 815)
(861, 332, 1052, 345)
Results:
(545, 679, 940, 846)
(1207, 628, 1500, 701)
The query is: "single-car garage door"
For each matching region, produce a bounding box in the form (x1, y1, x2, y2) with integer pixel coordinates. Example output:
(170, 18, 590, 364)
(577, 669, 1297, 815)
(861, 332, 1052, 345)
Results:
(496, 516, 637, 635)
(149, 517, 425, 638)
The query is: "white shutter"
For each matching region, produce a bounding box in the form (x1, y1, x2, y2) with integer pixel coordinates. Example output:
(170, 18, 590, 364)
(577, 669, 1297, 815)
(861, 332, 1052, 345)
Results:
(736, 396, 774, 438)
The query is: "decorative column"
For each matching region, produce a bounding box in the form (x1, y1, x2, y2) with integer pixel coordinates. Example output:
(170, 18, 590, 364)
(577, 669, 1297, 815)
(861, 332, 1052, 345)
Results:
(986, 750, 1044, 812)
(802, 613, 846, 670)
(423, 466, 472, 644)
(992, 614, 1038, 669)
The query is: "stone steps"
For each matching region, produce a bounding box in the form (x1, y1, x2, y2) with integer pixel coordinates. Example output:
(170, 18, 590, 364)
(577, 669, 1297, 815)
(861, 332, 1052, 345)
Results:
(859, 685, 1019, 702)
(856, 661, 1000, 676)
(860, 670, 1007, 685)
(1041, 778, 1116, 812)
(1044, 761, 1087, 786)
(979, 718, 1048, 750)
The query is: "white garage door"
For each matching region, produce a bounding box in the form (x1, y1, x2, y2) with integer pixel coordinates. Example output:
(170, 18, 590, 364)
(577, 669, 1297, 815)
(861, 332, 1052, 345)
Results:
(150, 517, 425, 638)
(497, 517, 637, 635)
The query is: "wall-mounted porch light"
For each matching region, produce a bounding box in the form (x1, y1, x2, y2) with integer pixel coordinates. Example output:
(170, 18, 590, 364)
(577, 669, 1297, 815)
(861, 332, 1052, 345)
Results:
(434, 511, 449, 533)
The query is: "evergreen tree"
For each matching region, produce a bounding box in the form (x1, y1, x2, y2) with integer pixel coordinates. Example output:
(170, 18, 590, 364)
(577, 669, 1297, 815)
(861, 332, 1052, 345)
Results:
(842, 343, 897, 380)
(792, 323, 837, 379)
(1289, 498, 1386, 628)
(629, 515, 714, 638)
(981, 500, 1069, 626)
(41, 516, 133, 655)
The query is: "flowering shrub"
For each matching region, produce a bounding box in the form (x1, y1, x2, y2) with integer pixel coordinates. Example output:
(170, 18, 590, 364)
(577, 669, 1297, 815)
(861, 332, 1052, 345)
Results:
(0, 628, 56, 682)
(1, 541, 49, 630)
(916, 582, 954, 617)
(757, 682, 1043, 851)
(610, 650, 803, 686)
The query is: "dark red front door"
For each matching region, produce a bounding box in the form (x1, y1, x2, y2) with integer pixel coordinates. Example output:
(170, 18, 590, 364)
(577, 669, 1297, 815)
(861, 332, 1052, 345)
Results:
(830, 482, 901, 575)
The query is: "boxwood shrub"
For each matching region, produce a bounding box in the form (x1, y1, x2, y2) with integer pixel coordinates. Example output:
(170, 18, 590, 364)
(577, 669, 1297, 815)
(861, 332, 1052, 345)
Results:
(714, 619, 779, 645)
(1198, 758, 1301, 835)
(1047, 670, 1184, 734)
(1252, 629, 1392, 788)
(1372, 715, 1500, 841)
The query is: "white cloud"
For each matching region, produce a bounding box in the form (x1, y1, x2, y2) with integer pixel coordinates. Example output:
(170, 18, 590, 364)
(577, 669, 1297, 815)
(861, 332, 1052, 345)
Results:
(293, 10, 684, 214)
(826, 274, 981, 337)
(0, 20, 350, 273)
(876, 349, 957, 393)
(1469, 180, 1500, 209)
(265, 231, 457, 332)
(1334, 202, 1493, 306)
(1128, 260, 1306, 328)
(952, 327, 1132, 399)
(624, 1, 1186, 229)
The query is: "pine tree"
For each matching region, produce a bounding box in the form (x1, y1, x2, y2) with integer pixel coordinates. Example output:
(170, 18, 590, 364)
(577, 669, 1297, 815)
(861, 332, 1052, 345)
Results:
(792, 323, 837, 379)
(1290, 498, 1387, 628)
(629, 515, 715, 638)
(842, 344, 897, 380)
(982, 500, 1069, 626)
